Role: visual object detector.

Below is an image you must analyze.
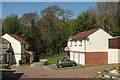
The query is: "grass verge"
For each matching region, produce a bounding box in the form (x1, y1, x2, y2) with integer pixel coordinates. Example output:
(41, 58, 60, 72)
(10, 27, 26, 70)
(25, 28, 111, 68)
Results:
(54, 64, 109, 70)
(41, 52, 67, 64)
(19, 63, 30, 67)
(56, 66, 87, 70)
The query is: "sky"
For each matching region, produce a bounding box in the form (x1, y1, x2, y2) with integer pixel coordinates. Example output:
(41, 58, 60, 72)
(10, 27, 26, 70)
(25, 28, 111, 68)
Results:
(1, 0, 117, 2)
(2, 2, 96, 19)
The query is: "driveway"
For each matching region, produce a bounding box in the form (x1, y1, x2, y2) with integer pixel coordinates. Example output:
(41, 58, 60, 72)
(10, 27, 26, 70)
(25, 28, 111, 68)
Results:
(12, 63, 115, 79)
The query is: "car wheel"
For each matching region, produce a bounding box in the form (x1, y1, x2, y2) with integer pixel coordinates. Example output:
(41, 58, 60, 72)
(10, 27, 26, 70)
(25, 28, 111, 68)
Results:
(58, 65, 62, 68)
(72, 63, 75, 67)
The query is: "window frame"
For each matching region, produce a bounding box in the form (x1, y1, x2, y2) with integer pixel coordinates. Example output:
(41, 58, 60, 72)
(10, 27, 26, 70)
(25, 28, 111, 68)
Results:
(74, 40, 77, 46)
(2, 43, 8, 49)
(69, 41, 72, 47)
(79, 40, 82, 46)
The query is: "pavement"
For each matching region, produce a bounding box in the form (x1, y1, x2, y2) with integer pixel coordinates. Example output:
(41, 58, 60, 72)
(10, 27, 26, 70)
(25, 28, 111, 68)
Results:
(10, 63, 115, 79)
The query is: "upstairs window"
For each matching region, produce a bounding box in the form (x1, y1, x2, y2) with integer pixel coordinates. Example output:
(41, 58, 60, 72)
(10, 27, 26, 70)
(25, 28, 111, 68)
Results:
(69, 41, 72, 47)
(3, 43, 8, 49)
(79, 40, 82, 46)
(74, 40, 77, 46)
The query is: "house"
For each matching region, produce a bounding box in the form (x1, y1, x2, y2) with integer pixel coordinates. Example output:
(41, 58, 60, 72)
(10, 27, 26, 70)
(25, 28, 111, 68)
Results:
(108, 36, 120, 64)
(65, 28, 113, 66)
(2, 33, 29, 66)
(0, 38, 11, 64)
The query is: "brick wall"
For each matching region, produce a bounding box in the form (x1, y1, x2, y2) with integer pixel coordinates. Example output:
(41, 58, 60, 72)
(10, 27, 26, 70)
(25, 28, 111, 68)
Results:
(85, 52, 108, 66)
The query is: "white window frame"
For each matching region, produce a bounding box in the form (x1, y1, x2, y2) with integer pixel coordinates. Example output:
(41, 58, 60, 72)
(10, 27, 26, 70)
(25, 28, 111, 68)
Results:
(79, 40, 82, 46)
(74, 40, 77, 46)
(3, 43, 8, 49)
(70, 41, 72, 47)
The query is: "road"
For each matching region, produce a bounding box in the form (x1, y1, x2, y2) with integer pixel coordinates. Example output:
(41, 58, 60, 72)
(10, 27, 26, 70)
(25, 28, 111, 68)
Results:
(13, 64, 114, 78)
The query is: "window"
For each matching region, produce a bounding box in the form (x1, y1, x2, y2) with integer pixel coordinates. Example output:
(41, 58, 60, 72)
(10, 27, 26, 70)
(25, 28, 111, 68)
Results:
(74, 40, 77, 46)
(79, 40, 82, 46)
(3, 43, 8, 49)
(70, 41, 72, 47)
(61, 59, 65, 62)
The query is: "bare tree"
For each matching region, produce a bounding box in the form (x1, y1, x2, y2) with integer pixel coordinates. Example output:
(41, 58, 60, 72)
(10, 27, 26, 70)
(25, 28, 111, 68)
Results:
(89, 2, 119, 35)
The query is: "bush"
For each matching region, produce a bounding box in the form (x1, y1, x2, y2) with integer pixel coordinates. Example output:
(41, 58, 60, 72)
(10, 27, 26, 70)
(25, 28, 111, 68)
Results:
(102, 69, 109, 73)
(43, 61, 49, 65)
(114, 66, 120, 71)
(0, 64, 10, 69)
(118, 66, 120, 71)
(110, 66, 117, 71)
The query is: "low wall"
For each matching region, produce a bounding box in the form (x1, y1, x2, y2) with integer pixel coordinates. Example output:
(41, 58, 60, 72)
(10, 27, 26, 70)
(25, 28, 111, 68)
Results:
(108, 49, 120, 64)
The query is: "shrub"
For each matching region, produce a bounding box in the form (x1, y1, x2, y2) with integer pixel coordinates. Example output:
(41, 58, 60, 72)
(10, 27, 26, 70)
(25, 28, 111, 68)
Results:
(118, 66, 120, 71)
(0, 64, 10, 69)
(110, 66, 117, 71)
(102, 69, 109, 73)
(43, 61, 49, 65)
(115, 66, 120, 71)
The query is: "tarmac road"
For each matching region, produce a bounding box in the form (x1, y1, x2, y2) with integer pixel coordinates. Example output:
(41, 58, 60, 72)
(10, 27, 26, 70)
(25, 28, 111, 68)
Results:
(13, 63, 114, 78)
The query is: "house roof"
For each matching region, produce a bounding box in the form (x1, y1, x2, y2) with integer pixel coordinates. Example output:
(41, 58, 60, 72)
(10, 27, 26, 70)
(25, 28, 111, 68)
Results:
(70, 28, 100, 40)
(8, 34, 28, 44)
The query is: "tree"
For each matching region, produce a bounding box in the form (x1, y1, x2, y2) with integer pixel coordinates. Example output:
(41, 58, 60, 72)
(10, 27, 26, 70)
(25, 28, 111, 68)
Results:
(21, 12, 39, 27)
(2, 14, 22, 35)
(89, 2, 119, 36)
(35, 5, 73, 55)
(73, 11, 97, 35)
(21, 12, 41, 61)
(0, 19, 2, 36)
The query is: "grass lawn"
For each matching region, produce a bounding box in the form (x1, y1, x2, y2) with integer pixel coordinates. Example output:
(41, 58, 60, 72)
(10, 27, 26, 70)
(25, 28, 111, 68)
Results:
(41, 52, 67, 64)
(41, 52, 110, 70)
(19, 63, 31, 67)
(56, 65, 87, 70)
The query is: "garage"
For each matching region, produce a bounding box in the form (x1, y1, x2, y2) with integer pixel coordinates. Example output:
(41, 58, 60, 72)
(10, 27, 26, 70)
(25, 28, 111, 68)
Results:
(74, 52, 79, 63)
(70, 52, 85, 65)
(79, 53, 85, 65)
(108, 37, 120, 64)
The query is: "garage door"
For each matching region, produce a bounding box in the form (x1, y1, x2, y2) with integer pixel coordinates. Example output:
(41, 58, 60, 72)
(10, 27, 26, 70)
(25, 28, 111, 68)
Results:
(70, 52, 73, 60)
(80, 53, 85, 65)
(74, 52, 78, 63)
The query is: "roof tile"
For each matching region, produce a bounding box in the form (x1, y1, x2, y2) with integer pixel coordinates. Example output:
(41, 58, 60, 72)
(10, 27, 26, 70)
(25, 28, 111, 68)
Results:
(8, 34, 28, 44)
(70, 28, 100, 40)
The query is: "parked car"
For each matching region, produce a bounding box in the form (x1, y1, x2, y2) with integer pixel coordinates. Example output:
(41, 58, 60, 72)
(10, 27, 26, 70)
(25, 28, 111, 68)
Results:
(57, 58, 77, 68)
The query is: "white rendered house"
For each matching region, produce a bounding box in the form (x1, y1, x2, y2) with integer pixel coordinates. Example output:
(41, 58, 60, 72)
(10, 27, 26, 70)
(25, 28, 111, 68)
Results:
(2, 33, 28, 65)
(0, 38, 11, 64)
(65, 28, 113, 66)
